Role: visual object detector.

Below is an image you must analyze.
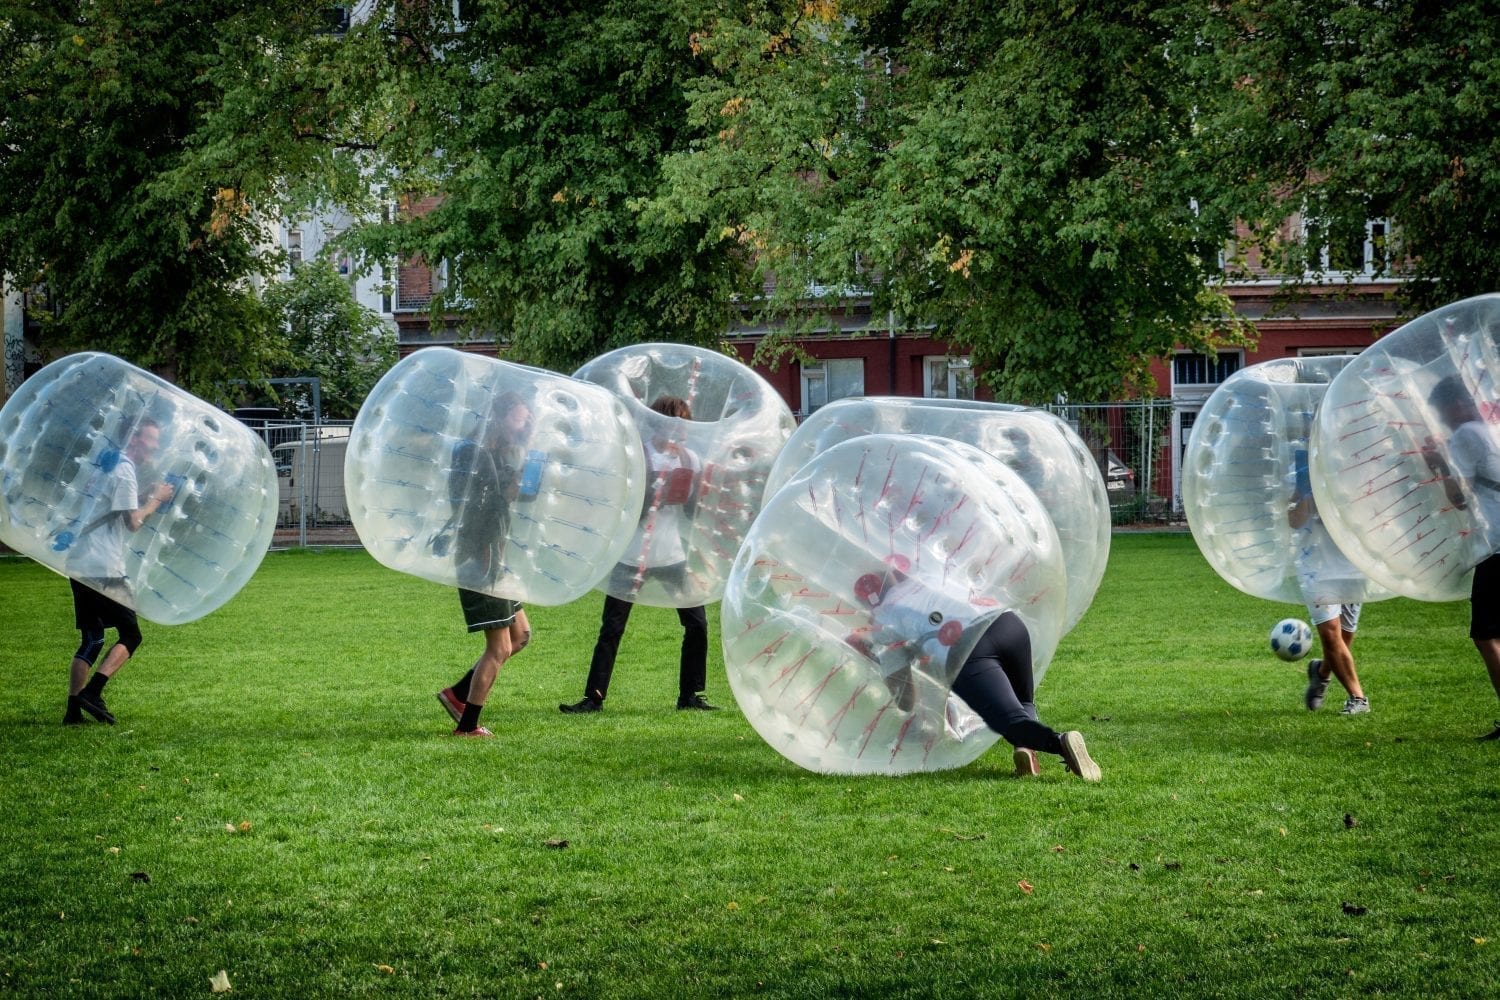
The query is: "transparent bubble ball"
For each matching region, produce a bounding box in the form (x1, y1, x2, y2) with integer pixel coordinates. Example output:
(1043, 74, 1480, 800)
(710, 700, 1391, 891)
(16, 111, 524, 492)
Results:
(346, 347, 646, 605)
(1183, 356, 1389, 606)
(573, 343, 795, 608)
(0, 352, 277, 624)
(722, 433, 1067, 775)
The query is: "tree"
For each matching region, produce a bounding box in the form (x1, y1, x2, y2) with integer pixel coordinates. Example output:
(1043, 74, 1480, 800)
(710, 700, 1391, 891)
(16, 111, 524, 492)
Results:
(308, 0, 757, 374)
(653, 1, 1252, 402)
(0, 4, 329, 398)
(261, 259, 396, 420)
(1188, 1, 1500, 314)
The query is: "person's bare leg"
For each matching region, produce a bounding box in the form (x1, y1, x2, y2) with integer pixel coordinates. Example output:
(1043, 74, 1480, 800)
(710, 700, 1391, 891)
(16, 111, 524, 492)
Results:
(465, 627, 514, 708)
(1316, 620, 1363, 700)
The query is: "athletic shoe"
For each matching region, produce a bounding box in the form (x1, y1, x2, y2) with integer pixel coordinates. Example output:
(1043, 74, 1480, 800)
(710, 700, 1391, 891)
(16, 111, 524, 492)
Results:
(1304, 659, 1328, 711)
(451, 726, 494, 737)
(63, 695, 85, 725)
(1476, 721, 1500, 741)
(75, 689, 115, 725)
(1059, 731, 1101, 783)
(1340, 697, 1370, 715)
(436, 687, 465, 724)
(1012, 747, 1040, 778)
(677, 694, 721, 711)
(559, 697, 603, 714)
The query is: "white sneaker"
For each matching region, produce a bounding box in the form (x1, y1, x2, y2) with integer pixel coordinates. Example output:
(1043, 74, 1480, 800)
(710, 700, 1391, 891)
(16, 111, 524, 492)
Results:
(1305, 660, 1328, 711)
(1340, 697, 1370, 715)
(1059, 731, 1101, 783)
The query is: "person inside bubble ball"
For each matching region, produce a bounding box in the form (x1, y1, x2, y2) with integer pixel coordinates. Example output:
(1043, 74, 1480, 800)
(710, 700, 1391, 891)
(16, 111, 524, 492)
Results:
(1424, 375, 1500, 740)
(435, 390, 534, 738)
(850, 555, 1100, 781)
(1288, 447, 1369, 716)
(560, 395, 718, 714)
(61, 417, 176, 726)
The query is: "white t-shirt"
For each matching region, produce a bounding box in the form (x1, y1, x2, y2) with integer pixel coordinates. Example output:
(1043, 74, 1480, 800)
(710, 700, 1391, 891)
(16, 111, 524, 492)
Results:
(628, 439, 699, 569)
(1449, 420, 1500, 553)
(66, 453, 138, 579)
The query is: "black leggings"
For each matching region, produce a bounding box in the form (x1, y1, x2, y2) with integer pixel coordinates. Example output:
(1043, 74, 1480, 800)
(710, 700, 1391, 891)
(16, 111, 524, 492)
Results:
(949, 612, 1063, 755)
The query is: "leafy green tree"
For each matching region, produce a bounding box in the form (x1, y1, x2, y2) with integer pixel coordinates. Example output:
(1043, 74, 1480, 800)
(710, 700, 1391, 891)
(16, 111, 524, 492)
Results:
(311, 0, 755, 373)
(656, 1, 1251, 402)
(0, 3, 336, 399)
(1188, 1, 1500, 313)
(261, 259, 396, 420)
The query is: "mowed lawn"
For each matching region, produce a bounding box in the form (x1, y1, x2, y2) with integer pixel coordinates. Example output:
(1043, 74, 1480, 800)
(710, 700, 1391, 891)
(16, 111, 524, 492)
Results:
(1, 533, 1496, 998)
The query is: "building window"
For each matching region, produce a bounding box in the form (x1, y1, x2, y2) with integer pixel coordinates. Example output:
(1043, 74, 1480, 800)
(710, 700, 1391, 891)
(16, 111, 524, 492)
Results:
(924, 356, 975, 400)
(1172, 351, 1241, 389)
(800, 359, 864, 415)
(288, 230, 303, 269)
(1302, 213, 1395, 277)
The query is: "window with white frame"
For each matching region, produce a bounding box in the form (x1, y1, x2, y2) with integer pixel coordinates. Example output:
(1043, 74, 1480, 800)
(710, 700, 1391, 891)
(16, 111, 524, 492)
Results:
(923, 355, 975, 400)
(801, 359, 864, 415)
(1300, 212, 1395, 277)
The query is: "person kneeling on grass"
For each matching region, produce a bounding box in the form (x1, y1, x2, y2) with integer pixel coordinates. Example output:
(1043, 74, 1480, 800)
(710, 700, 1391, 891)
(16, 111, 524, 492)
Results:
(855, 558, 1100, 782)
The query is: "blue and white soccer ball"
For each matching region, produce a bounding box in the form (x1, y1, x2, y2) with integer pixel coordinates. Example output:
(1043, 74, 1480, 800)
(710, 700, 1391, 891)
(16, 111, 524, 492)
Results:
(1269, 618, 1314, 661)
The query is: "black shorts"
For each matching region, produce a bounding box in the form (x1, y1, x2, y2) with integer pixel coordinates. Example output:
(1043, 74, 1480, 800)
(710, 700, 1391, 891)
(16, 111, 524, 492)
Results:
(71, 577, 136, 632)
(458, 588, 521, 633)
(1471, 552, 1500, 640)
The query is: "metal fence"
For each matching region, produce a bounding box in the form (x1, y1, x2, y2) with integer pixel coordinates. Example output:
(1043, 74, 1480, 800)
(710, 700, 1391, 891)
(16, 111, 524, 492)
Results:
(240, 420, 363, 550)
(251, 399, 1187, 550)
(1042, 399, 1186, 526)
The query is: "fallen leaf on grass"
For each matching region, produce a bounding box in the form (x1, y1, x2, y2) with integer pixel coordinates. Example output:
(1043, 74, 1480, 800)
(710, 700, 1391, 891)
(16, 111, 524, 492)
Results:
(1342, 902, 1367, 916)
(543, 839, 569, 849)
(1474, 937, 1488, 946)
(129, 871, 150, 883)
(1035, 941, 1052, 954)
(1344, 813, 1358, 829)
(1051, 845, 1066, 853)
(726, 901, 739, 910)
(951, 832, 986, 842)
(373, 964, 395, 975)
(209, 969, 231, 993)
(1018, 879, 1034, 895)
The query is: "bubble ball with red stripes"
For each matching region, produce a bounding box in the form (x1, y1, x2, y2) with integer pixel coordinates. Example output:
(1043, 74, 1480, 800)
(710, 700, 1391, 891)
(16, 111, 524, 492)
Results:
(346, 348, 647, 605)
(722, 434, 1067, 775)
(763, 396, 1109, 632)
(1310, 293, 1500, 601)
(1182, 356, 1390, 607)
(572, 343, 796, 608)
(0, 352, 277, 625)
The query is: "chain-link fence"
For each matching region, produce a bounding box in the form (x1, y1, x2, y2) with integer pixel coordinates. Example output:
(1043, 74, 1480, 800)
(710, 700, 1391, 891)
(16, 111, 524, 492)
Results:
(1042, 399, 1185, 526)
(239, 420, 362, 549)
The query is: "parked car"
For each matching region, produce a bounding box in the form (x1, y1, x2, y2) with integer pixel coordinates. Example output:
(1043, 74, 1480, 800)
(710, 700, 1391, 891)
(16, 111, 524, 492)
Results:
(1103, 450, 1136, 496)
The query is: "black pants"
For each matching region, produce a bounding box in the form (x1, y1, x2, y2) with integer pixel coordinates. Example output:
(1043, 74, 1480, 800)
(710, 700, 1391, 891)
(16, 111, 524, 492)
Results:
(584, 594, 709, 702)
(949, 611, 1063, 755)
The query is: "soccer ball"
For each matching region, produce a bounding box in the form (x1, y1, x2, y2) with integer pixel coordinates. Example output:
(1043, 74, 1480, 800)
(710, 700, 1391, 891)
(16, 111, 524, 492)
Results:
(1269, 618, 1314, 661)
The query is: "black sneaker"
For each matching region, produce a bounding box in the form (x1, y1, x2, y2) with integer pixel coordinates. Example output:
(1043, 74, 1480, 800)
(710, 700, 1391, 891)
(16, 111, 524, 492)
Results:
(63, 695, 85, 725)
(559, 697, 603, 714)
(76, 689, 116, 725)
(677, 694, 721, 711)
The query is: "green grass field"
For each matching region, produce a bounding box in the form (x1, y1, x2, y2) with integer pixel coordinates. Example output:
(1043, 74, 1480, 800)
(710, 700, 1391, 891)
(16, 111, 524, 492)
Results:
(2, 533, 1497, 998)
